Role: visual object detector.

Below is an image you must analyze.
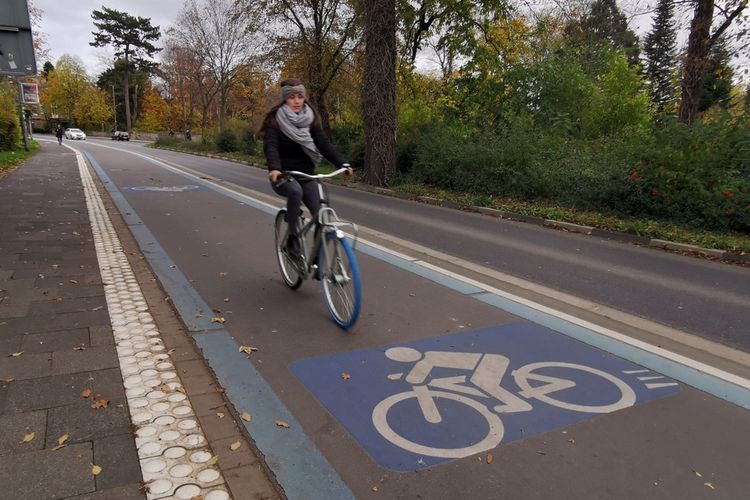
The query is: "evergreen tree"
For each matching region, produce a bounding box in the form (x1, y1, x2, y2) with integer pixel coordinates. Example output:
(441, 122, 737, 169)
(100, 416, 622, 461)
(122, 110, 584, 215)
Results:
(699, 35, 734, 112)
(643, 0, 677, 112)
(90, 7, 161, 132)
(41, 61, 55, 80)
(580, 0, 640, 65)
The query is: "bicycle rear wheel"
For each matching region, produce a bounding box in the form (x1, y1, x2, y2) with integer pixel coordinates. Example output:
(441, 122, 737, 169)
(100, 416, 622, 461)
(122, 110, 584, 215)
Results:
(274, 210, 303, 289)
(319, 233, 361, 329)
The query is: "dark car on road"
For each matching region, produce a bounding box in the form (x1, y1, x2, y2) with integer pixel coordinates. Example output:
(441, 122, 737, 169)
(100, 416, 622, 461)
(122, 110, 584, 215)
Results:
(111, 131, 130, 141)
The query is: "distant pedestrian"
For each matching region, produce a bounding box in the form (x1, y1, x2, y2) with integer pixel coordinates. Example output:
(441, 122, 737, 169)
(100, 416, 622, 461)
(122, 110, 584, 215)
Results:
(55, 126, 63, 145)
(185, 129, 192, 141)
(168, 129, 175, 137)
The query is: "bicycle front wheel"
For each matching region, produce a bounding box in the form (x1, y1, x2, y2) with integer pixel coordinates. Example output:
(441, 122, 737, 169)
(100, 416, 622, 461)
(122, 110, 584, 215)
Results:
(319, 233, 361, 329)
(274, 210, 303, 289)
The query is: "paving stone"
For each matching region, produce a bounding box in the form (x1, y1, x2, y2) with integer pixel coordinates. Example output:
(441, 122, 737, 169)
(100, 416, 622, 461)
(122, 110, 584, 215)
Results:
(89, 325, 114, 347)
(6, 369, 125, 412)
(212, 436, 260, 470)
(197, 406, 242, 442)
(0, 351, 52, 380)
(52, 345, 119, 375)
(188, 391, 226, 417)
(31, 296, 107, 316)
(92, 434, 143, 491)
(0, 442, 94, 500)
(223, 463, 281, 500)
(180, 374, 221, 397)
(0, 410, 47, 454)
(0, 335, 22, 355)
(46, 400, 131, 447)
(20, 328, 90, 353)
(0, 310, 110, 336)
(62, 484, 145, 500)
(164, 343, 201, 363)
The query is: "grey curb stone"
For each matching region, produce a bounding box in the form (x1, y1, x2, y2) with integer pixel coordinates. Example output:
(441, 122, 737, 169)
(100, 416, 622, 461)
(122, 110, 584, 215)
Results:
(649, 239, 726, 258)
(544, 220, 594, 235)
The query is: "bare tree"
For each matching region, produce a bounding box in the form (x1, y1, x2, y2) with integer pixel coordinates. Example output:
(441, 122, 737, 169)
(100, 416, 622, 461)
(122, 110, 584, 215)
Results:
(363, 0, 397, 186)
(171, 0, 259, 131)
(244, 0, 363, 131)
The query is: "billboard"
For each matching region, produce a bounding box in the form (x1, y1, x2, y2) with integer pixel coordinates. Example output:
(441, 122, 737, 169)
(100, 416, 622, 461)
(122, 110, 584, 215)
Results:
(20, 82, 38, 104)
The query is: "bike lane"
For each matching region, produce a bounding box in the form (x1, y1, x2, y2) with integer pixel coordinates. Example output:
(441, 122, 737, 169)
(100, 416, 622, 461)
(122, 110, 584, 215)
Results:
(73, 142, 750, 499)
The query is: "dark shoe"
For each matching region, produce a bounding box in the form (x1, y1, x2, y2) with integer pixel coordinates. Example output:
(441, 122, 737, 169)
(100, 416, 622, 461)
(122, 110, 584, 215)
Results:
(286, 235, 304, 265)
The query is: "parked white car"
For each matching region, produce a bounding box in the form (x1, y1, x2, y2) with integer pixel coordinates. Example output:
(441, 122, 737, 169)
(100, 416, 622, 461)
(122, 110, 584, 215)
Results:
(64, 128, 86, 140)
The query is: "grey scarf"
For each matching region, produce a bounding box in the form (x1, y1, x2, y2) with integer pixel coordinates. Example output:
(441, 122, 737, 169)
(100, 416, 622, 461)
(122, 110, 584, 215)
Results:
(276, 103, 322, 166)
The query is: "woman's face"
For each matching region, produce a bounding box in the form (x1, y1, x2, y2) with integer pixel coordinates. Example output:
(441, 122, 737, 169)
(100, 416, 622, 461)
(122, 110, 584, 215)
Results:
(285, 92, 305, 113)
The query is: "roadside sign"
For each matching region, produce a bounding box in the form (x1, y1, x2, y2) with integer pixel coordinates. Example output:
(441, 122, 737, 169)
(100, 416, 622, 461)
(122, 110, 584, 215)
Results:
(19, 82, 38, 104)
(0, 0, 37, 76)
(291, 322, 680, 471)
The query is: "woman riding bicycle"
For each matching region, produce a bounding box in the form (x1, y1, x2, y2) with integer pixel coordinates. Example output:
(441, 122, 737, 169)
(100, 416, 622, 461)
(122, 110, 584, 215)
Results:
(261, 78, 353, 261)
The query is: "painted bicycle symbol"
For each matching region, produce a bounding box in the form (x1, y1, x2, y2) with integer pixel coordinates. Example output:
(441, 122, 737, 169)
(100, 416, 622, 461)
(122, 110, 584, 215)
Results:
(371, 347, 637, 459)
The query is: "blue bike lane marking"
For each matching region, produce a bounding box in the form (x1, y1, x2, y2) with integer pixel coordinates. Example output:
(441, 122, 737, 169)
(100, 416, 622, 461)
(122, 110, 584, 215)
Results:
(291, 322, 680, 472)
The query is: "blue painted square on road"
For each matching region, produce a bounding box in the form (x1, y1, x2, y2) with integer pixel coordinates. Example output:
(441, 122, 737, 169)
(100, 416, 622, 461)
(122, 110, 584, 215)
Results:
(290, 322, 680, 472)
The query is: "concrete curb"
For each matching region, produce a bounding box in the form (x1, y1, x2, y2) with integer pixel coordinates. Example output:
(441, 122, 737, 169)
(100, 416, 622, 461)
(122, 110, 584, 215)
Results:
(148, 145, 750, 265)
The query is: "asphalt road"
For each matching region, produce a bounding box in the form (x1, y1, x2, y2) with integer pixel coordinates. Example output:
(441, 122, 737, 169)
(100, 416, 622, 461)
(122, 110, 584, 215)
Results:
(70, 138, 750, 352)
(49, 137, 750, 500)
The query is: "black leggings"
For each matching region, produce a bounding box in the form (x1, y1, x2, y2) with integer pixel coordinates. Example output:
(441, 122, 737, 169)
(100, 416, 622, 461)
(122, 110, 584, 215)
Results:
(271, 179, 321, 236)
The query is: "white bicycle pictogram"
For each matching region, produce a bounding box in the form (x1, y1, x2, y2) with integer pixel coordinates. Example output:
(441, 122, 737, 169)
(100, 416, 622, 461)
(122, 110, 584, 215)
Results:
(372, 347, 637, 459)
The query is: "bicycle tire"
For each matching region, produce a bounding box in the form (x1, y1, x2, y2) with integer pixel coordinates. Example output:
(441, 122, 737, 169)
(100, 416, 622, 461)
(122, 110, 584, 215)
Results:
(274, 210, 303, 289)
(318, 233, 361, 329)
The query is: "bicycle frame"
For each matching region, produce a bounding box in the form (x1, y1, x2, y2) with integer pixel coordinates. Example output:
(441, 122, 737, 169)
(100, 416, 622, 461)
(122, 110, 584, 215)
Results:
(279, 169, 359, 278)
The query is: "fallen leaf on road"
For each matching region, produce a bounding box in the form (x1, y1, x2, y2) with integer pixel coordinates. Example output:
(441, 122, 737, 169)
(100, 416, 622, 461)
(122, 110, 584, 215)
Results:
(223, 298, 230, 302)
(91, 399, 109, 409)
(57, 434, 69, 446)
(275, 420, 290, 429)
(241, 412, 252, 422)
(230, 441, 241, 451)
(341, 372, 351, 380)
(2, 378, 14, 384)
(567, 438, 576, 444)
(211, 316, 226, 324)
(219, 272, 228, 278)
(73, 346, 86, 351)
(69, 280, 78, 284)
(81, 388, 92, 398)
(693, 470, 703, 478)
(22, 432, 35, 443)
(372, 486, 379, 492)
(486, 453, 494, 464)
(238, 345, 257, 354)
(704, 483, 715, 490)
(9, 351, 24, 357)
(216, 412, 225, 419)
(92, 465, 102, 475)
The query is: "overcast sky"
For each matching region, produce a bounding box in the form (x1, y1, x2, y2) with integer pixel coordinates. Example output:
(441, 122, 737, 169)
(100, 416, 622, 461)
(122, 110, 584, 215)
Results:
(31, 0, 746, 82)
(33, 0, 181, 76)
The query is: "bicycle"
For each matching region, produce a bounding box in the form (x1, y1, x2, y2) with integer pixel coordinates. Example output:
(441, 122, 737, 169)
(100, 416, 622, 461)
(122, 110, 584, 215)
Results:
(273, 168, 362, 329)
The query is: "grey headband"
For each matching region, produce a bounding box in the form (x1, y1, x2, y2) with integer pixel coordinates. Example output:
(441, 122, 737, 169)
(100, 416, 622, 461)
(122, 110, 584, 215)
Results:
(282, 84, 306, 100)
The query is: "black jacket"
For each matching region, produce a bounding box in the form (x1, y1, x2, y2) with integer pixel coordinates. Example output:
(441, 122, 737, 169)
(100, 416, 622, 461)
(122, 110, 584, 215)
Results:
(263, 122, 347, 175)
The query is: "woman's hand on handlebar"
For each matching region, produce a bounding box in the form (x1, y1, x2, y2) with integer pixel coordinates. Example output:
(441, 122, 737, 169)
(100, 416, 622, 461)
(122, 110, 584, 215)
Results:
(269, 170, 283, 184)
(342, 164, 354, 179)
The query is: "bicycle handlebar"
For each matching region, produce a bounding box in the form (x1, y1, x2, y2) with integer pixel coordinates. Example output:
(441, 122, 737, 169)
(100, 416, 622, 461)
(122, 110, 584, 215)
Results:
(283, 167, 350, 180)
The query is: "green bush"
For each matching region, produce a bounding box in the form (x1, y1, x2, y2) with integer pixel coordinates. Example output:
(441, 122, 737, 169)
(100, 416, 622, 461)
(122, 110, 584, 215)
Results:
(0, 86, 21, 151)
(239, 127, 259, 156)
(216, 129, 238, 152)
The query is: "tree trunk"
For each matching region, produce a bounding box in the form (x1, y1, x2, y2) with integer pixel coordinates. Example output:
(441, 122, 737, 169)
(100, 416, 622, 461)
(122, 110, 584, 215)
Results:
(123, 71, 132, 131)
(363, 0, 397, 187)
(678, 0, 714, 125)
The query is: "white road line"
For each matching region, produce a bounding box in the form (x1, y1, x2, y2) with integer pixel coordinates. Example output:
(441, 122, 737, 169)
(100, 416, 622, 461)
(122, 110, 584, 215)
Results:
(622, 370, 651, 374)
(637, 376, 665, 381)
(646, 383, 680, 389)
(70, 144, 231, 500)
